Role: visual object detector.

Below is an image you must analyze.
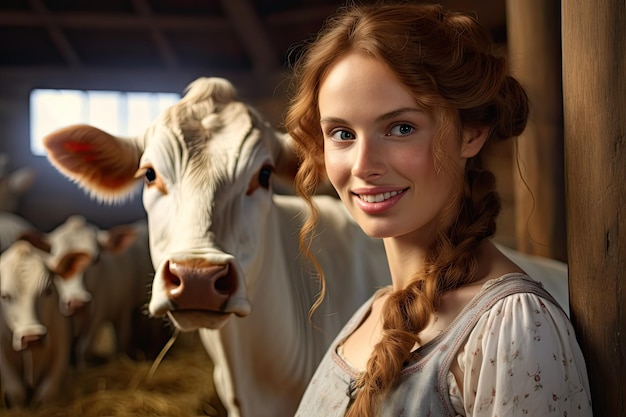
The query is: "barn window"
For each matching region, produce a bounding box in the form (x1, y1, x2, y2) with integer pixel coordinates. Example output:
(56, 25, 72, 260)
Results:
(29, 89, 180, 156)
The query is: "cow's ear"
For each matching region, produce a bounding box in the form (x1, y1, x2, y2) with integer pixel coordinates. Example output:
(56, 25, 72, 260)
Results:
(43, 124, 143, 202)
(50, 252, 92, 279)
(16, 230, 51, 253)
(272, 132, 337, 196)
(96, 225, 138, 254)
(273, 133, 300, 180)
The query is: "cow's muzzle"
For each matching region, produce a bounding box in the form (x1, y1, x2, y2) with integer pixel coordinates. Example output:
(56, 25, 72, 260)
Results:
(148, 257, 251, 327)
(166, 260, 234, 311)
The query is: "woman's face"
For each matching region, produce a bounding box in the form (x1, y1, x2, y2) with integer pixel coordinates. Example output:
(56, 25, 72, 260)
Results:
(318, 53, 476, 244)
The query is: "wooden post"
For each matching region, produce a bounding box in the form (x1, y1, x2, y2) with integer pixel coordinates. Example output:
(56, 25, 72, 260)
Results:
(506, 0, 567, 261)
(562, 1, 626, 415)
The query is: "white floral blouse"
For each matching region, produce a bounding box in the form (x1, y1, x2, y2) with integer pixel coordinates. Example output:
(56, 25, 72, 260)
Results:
(448, 280, 592, 416)
(296, 274, 593, 417)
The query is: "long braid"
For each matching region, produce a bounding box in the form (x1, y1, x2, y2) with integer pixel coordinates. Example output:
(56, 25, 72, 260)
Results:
(345, 154, 501, 416)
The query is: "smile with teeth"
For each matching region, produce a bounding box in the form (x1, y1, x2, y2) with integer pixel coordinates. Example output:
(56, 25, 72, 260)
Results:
(358, 189, 405, 203)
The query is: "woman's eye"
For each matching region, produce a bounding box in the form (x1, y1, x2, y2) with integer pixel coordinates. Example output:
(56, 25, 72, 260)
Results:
(144, 168, 157, 184)
(330, 130, 356, 141)
(389, 124, 414, 136)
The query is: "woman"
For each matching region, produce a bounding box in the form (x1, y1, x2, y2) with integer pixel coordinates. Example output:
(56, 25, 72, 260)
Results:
(284, 3, 592, 416)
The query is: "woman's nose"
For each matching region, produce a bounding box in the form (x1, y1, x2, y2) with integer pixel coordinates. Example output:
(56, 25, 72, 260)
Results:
(351, 137, 385, 179)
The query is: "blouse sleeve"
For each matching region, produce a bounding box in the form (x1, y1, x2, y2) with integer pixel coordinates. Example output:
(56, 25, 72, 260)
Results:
(458, 292, 593, 416)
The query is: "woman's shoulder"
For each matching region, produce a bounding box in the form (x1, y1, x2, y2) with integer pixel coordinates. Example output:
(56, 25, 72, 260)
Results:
(475, 273, 573, 337)
(459, 277, 592, 415)
(478, 272, 564, 310)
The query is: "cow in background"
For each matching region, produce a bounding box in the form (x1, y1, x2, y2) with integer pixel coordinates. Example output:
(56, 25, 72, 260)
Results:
(0, 155, 38, 254)
(0, 212, 38, 254)
(42, 77, 569, 417)
(21, 215, 168, 367)
(0, 153, 36, 214)
(0, 240, 75, 408)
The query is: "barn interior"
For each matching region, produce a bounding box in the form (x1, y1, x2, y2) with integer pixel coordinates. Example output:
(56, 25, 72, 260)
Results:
(0, 1, 571, 416)
(0, 0, 515, 240)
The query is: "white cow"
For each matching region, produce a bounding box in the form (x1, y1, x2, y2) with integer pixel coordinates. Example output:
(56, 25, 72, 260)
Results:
(0, 240, 74, 408)
(42, 77, 392, 417)
(21, 215, 165, 367)
(41, 77, 569, 417)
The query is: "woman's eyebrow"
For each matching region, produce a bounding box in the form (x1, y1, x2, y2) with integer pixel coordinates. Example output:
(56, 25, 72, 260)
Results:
(320, 108, 423, 125)
(319, 116, 345, 124)
(377, 108, 424, 122)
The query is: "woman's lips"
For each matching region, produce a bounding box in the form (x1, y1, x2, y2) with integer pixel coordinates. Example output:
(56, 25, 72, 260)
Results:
(357, 190, 402, 202)
(353, 188, 406, 214)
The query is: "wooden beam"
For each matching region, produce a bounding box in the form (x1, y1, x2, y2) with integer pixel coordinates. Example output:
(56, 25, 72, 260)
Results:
(265, 5, 340, 25)
(0, 66, 288, 99)
(506, 0, 566, 261)
(218, 0, 280, 75)
(562, 1, 626, 415)
(0, 11, 230, 31)
(131, 0, 179, 69)
(29, 0, 81, 68)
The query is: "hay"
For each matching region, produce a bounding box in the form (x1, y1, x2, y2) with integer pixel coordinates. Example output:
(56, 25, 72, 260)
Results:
(0, 332, 226, 417)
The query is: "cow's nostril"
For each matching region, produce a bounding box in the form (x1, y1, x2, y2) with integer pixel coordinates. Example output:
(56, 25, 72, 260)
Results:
(22, 334, 41, 345)
(67, 299, 88, 314)
(215, 266, 236, 295)
(164, 262, 182, 290)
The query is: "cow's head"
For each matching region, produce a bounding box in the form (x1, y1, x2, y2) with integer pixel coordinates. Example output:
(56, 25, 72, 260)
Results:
(43, 77, 298, 330)
(0, 240, 83, 351)
(19, 215, 139, 316)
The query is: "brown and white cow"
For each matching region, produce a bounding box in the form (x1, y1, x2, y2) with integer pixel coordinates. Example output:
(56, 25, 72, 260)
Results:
(21, 215, 165, 367)
(42, 77, 569, 417)
(0, 240, 74, 408)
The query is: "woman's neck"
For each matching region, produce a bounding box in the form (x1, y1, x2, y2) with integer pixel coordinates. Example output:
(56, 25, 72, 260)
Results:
(383, 236, 431, 291)
(383, 235, 520, 292)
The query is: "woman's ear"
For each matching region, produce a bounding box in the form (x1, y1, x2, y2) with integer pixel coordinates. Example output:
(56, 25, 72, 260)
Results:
(460, 126, 489, 158)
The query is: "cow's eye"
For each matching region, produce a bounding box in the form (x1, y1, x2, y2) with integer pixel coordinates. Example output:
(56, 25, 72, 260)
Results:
(246, 164, 274, 195)
(137, 165, 168, 194)
(258, 165, 272, 189)
(145, 168, 157, 184)
(0, 293, 11, 303)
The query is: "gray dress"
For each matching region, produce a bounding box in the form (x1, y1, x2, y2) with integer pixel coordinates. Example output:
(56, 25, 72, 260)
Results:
(295, 275, 566, 417)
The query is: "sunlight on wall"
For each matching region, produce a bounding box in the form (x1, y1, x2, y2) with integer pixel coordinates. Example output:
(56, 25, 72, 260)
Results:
(29, 89, 180, 156)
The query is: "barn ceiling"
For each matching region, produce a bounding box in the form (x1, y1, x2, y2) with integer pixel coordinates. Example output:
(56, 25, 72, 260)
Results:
(0, 0, 507, 81)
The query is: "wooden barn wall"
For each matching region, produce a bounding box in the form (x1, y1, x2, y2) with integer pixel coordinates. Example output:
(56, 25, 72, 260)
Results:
(562, 0, 626, 415)
(506, 0, 567, 262)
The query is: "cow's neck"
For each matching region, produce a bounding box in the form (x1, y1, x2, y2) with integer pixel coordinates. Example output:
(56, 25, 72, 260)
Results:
(205, 194, 324, 417)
